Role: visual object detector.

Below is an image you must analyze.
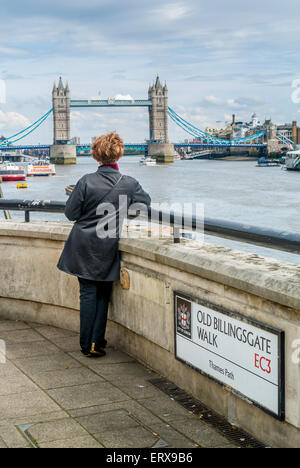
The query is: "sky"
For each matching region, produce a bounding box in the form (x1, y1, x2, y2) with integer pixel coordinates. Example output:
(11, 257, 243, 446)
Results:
(1, 0, 300, 144)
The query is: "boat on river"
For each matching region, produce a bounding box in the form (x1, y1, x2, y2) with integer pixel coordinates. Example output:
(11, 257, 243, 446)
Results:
(139, 157, 156, 166)
(285, 150, 300, 171)
(27, 160, 56, 176)
(0, 162, 26, 182)
(256, 157, 284, 167)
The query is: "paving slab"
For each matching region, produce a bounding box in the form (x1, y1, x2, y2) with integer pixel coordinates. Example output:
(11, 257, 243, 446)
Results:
(94, 425, 159, 449)
(27, 366, 104, 390)
(2, 410, 69, 427)
(12, 352, 83, 375)
(140, 395, 204, 423)
(146, 423, 199, 449)
(49, 336, 80, 352)
(34, 325, 79, 340)
(27, 418, 91, 444)
(48, 382, 131, 410)
(69, 349, 135, 366)
(39, 435, 103, 448)
(0, 423, 31, 448)
(0, 373, 39, 396)
(0, 362, 28, 379)
(0, 321, 30, 332)
(0, 329, 45, 344)
(77, 409, 140, 434)
(120, 383, 168, 400)
(69, 400, 164, 426)
(5, 341, 59, 360)
(90, 362, 156, 380)
(169, 417, 234, 448)
(0, 436, 7, 448)
(0, 390, 61, 421)
(75, 405, 199, 449)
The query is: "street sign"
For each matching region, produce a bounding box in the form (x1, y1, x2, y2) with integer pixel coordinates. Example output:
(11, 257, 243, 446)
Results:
(174, 292, 285, 420)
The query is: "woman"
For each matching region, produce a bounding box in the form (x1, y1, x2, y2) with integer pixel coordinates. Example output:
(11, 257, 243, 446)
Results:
(57, 133, 151, 357)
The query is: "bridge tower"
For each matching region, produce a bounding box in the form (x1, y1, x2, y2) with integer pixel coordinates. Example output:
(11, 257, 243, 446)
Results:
(148, 75, 174, 163)
(50, 77, 76, 165)
(263, 120, 279, 155)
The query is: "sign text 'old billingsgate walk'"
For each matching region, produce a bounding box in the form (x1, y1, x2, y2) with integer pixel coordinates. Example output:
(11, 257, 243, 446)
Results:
(175, 293, 285, 419)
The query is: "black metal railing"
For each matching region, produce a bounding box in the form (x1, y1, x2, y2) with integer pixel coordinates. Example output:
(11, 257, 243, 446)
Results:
(0, 200, 66, 223)
(0, 198, 300, 254)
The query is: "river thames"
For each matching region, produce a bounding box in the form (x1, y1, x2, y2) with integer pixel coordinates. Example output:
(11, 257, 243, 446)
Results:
(2, 156, 300, 264)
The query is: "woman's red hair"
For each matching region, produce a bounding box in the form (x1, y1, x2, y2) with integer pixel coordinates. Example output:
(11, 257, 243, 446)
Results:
(92, 132, 124, 164)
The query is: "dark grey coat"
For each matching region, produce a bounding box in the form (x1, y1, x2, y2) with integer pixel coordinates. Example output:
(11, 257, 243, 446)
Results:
(57, 166, 151, 281)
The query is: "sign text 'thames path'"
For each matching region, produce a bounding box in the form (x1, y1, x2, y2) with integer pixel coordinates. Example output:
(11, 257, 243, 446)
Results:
(175, 293, 285, 419)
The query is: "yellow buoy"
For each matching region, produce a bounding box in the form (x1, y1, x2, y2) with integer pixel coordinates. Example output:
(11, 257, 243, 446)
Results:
(17, 183, 29, 189)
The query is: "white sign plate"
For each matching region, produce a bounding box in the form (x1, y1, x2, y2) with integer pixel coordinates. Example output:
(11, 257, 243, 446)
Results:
(175, 293, 285, 420)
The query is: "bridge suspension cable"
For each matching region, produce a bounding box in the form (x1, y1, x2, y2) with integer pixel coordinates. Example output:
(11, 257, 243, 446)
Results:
(276, 132, 294, 146)
(0, 108, 53, 147)
(168, 107, 267, 146)
(168, 107, 225, 144)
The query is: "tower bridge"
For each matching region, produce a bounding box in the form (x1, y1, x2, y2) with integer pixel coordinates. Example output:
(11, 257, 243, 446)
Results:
(0, 75, 295, 164)
(51, 75, 174, 164)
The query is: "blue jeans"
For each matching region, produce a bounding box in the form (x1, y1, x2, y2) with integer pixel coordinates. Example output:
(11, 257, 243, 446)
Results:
(78, 278, 113, 354)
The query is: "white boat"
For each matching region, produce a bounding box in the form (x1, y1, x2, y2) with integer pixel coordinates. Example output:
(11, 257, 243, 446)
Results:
(285, 150, 300, 171)
(140, 157, 156, 166)
(0, 162, 26, 182)
(27, 160, 56, 177)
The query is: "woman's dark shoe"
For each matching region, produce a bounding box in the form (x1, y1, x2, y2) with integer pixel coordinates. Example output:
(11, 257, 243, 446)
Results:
(90, 343, 106, 357)
(81, 349, 93, 358)
(81, 344, 106, 358)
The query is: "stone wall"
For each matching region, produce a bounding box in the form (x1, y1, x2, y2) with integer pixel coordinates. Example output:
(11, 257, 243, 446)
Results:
(0, 220, 299, 447)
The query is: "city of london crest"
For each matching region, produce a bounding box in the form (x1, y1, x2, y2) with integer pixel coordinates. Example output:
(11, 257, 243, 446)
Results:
(176, 296, 192, 339)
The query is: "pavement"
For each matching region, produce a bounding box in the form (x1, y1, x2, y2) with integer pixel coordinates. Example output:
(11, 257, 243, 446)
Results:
(0, 319, 237, 448)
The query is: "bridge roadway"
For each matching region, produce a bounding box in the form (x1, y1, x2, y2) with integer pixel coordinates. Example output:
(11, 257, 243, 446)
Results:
(0, 142, 267, 152)
(70, 99, 152, 108)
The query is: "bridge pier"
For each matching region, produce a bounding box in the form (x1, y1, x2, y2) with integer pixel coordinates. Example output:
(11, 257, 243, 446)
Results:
(50, 144, 77, 165)
(148, 142, 175, 163)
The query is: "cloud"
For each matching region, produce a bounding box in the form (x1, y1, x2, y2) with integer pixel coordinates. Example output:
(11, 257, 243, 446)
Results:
(0, 111, 31, 132)
(201, 96, 244, 108)
(203, 95, 224, 105)
(0, 81, 6, 104)
(152, 3, 191, 21)
(201, 95, 265, 111)
(115, 94, 134, 101)
(71, 111, 106, 123)
(227, 99, 247, 109)
(0, 45, 27, 56)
